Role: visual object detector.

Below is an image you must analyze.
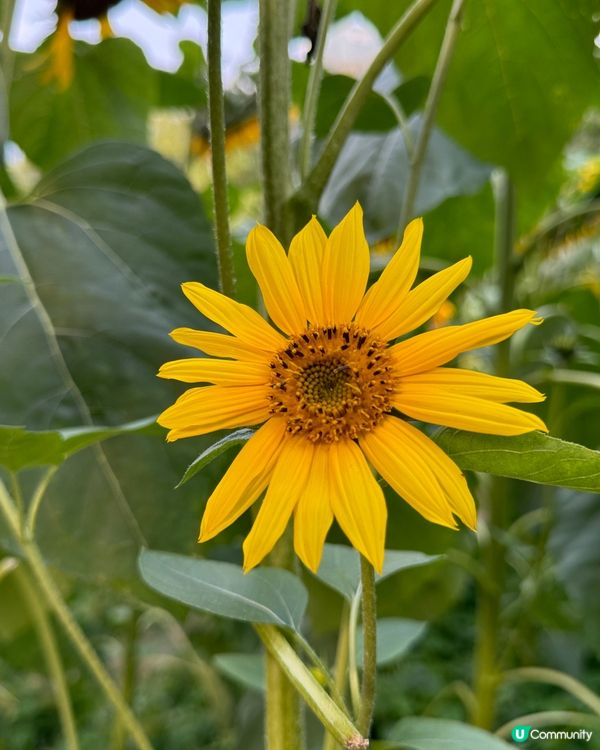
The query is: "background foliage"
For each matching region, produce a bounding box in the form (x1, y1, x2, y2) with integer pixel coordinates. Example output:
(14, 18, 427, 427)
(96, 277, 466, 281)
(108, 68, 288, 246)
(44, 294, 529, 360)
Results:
(1, 0, 599, 748)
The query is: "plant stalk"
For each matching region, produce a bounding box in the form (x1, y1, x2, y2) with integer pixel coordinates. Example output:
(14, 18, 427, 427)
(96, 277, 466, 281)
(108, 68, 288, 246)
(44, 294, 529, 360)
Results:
(397, 0, 466, 239)
(472, 170, 515, 730)
(110, 608, 140, 750)
(255, 624, 367, 750)
(207, 0, 235, 298)
(258, 0, 293, 244)
(323, 602, 351, 750)
(357, 557, 377, 738)
(14, 564, 80, 750)
(0, 480, 154, 750)
(299, 0, 337, 179)
(290, 0, 440, 227)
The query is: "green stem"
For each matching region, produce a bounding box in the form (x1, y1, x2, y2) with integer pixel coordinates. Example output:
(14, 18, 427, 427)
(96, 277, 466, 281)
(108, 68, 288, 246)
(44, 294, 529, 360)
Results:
(207, 0, 235, 298)
(472, 170, 515, 730)
(347, 584, 362, 717)
(0, 481, 154, 750)
(323, 602, 351, 750)
(357, 557, 377, 738)
(397, 0, 466, 239)
(255, 624, 367, 750)
(290, 0, 439, 227)
(501, 667, 600, 717)
(14, 564, 80, 750)
(495, 712, 600, 740)
(258, 0, 293, 244)
(110, 608, 139, 750)
(25, 466, 58, 540)
(299, 0, 337, 179)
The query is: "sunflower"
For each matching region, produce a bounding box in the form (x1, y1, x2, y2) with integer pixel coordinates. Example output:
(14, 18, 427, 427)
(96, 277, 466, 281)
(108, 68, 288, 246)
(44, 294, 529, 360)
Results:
(157, 204, 547, 573)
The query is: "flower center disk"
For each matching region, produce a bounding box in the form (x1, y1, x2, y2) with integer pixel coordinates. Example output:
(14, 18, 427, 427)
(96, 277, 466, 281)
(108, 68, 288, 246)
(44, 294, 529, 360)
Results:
(268, 323, 396, 442)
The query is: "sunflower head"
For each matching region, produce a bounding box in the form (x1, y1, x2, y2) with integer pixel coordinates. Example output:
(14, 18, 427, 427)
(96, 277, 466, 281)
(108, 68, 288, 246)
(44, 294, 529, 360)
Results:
(158, 204, 547, 573)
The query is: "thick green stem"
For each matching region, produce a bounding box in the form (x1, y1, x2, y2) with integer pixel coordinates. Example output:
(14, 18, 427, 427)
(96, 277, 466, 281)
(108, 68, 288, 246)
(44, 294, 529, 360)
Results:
(258, 0, 293, 244)
(357, 558, 377, 738)
(14, 564, 80, 750)
(255, 624, 367, 750)
(472, 170, 515, 730)
(0, 481, 154, 750)
(290, 0, 439, 227)
(299, 0, 337, 179)
(323, 602, 351, 750)
(110, 609, 139, 750)
(207, 0, 235, 298)
(397, 0, 466, 239)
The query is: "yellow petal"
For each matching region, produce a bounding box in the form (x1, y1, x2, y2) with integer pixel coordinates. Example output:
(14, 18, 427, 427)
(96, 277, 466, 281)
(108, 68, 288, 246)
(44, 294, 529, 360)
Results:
(293, 447, 334, 572)
(322, 203, 370, 324)
(329, 439, 386, 573)
(400, 368, 546, 403)
(355, 217, 423, 330)
(170, 328, 269, 363)
(246, 225, 307, 334)
(243, 437, 315, 571)
(393, 391, 548, 435)
(383, 418, 476, 529)
(360, 417, 458, 529)
(288, 216, 328, 325)
(157, 358, 270, 385)
(157, 384, 271, 440)
(374, 257, 472, 341)
(391, 309, 541, 376)
(199, 418, 288, 541)
(182, 282, 286, 351)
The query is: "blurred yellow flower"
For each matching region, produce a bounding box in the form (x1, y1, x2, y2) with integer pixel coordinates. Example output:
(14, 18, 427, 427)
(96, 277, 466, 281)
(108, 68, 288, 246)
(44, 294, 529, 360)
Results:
(158, 204, 547, 573)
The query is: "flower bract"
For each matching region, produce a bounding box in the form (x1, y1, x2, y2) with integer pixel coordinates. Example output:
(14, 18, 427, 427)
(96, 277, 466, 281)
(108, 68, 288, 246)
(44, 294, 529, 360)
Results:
(158, 204, 547, 573)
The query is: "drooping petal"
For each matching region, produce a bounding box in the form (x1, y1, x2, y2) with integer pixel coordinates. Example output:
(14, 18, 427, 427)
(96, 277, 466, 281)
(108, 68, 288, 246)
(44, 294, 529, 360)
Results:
(199, 418, 288, 541)
(322, 203, 370, 324)
(170, 328, 269, 363)
(182, 282, 286, 351)
(393, 391, 548, 435)
(329, 439, 386, 572)
(158, 358, 270, 385)
(157, 384, 271, 441)
(360, 417, 458, 529)
(243, 437, 315, 571)
(391, 309, 541, 376)
(246, 225, 307, 334)
(293, 446, 334, 572)
(381, 418, 476, 529)
(400, 368, 546, 403)
(355, 218, 423, 330)
(373, 257, 472, 341)
(288, 215, 328, 325)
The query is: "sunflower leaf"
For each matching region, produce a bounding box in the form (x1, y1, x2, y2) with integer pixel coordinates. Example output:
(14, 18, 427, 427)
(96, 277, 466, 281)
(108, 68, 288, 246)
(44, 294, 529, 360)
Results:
(314, 544, 440, 601)
(176, 428, 255, 488)
(386, 717, 512, 749)
(435, 430, 600, 492)
(356, 618, 427, 666)
(139, 549, 308, 631)
(0, 418, 159, 472)
(213, 653, 265, 692)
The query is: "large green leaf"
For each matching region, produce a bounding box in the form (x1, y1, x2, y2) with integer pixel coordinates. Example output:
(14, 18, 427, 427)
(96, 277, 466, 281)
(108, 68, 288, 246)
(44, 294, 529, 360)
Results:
(386, 717, 511, 749)
(10, 39, 156, 169)
(0, 141, 220, 586)
(139, 550, 308, 631)
(319, 118, 490, 242)
(314, 543, 440, 601)
(0, 418, 158, 472)
(356, 618, 426, 666)
(343, 0, 600, 228)
(213, 653, 265, 692)
(435, 429, 600, 492)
